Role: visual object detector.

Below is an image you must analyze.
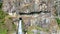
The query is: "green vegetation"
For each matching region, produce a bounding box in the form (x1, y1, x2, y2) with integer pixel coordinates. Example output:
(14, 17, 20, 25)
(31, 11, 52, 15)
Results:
(0, 2, 8, 34)
(0, 26, 7, 34)
(22, 20, 25, 32)
(12, 23, 16, 31)
(0, 2, 16, 34)
(27, 26, 35, 34)
(27, 25, 42, 34)
(27, 29, 33, 34)
(0, 2, 2, 8)
(0, 9, 16, 34)
(0, 9, 8, 34)
(0, 9, 8, 19)
(56, 18, 60, 27)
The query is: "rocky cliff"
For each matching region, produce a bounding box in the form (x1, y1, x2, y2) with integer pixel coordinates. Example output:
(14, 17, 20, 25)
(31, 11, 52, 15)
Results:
(2, 0, 60, 34)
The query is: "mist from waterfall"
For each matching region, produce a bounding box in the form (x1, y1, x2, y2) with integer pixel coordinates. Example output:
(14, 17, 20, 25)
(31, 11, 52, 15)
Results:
(18, 19, 22, 34)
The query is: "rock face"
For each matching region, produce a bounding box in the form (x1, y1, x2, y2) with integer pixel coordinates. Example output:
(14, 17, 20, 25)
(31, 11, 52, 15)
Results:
(20, 13, 59, 34)
(2, 0, 60, 34)
(2, 0, 52, 15)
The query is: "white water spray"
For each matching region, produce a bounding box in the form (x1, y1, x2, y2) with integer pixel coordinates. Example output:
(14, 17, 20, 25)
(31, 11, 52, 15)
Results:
(18, 18, 22, 34)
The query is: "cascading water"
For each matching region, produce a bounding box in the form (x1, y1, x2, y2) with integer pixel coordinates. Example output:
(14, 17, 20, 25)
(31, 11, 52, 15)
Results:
(18, 18, 23, 34)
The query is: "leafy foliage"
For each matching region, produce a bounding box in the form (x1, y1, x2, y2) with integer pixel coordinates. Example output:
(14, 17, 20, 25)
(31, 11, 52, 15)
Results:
(56, 18, 60, 26)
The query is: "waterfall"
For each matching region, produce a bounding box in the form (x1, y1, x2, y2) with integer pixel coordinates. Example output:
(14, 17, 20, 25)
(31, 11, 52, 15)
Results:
(18, 18, 23, 34)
